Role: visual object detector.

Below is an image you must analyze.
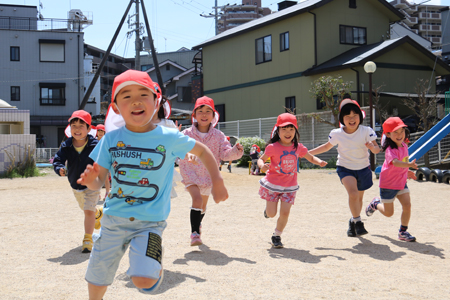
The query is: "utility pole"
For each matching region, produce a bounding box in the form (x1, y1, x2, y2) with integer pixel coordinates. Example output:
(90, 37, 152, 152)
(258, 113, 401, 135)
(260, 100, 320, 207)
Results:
(200, 0, 219, 35)
(135, 0, 140, 70)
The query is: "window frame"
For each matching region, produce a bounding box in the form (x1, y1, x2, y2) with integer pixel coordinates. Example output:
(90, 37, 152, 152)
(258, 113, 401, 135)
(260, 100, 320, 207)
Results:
(285, 96, 296, 113)
(339, 25, 367, 45)
(280, 31, 289, 52)
(39, 39, 66, 63)
(10, 46, 20, 61)
(349, 0, 357, 9)
(11, 86, 20, 101)
(255, 35, 272, 64)
(39, 83, 66, 106)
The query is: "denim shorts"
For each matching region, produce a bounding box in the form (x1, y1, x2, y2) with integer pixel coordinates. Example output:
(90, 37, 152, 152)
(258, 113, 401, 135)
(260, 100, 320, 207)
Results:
(85, 214, 166, 286)
(336, 166, 373, 191)
(380, 184, 409, 203)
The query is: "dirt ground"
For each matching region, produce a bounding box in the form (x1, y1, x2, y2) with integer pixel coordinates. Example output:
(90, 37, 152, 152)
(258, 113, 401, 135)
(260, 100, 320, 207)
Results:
(1, 166, 449, 299)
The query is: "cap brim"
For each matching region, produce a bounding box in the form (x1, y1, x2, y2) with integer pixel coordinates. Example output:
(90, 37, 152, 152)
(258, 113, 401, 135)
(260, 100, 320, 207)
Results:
(339, 99, 355, 110)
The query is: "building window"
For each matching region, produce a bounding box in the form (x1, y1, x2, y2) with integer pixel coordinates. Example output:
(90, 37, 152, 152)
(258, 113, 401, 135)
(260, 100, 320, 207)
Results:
(177, 86, 192, 102)
(39, 83, 66, 105)
(141, 64, 153, 71)
(340, 25, 366, 45)
(39, 39, 65, 62)
(349, 0, 356, 8)
(255, 35, 272, 64)
(166, 64, 170, 71)
(215, 104, 225, 123)
(280, 32, 289, 52)
(285, 96, 296, 113)
(11, 86, 20, 101)
(10, 47, 20, 61)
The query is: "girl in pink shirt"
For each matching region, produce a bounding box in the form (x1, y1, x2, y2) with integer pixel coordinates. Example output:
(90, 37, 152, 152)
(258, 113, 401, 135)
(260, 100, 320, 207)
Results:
(258, 113, 327, 248)
(366, 117, 418, 242)
(179, 96, 243, 246)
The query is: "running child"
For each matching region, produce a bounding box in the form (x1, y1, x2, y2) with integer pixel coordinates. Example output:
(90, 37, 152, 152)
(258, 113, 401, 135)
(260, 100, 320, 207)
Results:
(53, 110, 102, 253)
(250, 144, 261, 175)
(258, 113, 327, 248)
(77, 70, 228, 299)
(96, 124, 110, 200)
(365, 117, 418, 242)
(178, 96, 244, 246)
(309, 99, 380, 237)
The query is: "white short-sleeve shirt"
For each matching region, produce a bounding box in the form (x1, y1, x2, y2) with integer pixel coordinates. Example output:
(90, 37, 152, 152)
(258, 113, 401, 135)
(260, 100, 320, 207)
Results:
(328, 125, 377, 170)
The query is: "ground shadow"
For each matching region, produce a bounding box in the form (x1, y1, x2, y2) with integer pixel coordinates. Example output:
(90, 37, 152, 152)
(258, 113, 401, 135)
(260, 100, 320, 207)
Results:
(173, 244, 256, 266)
(116, 270, 206, 294)
(47, 246, 90, 265)
(316, 237, 406, 261)
(267, 247, 345, 264)
(372, 234, 445, 259)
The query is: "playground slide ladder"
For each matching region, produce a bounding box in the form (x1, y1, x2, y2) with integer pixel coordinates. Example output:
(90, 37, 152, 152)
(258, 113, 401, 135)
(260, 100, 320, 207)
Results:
(409, 112, 450, 161)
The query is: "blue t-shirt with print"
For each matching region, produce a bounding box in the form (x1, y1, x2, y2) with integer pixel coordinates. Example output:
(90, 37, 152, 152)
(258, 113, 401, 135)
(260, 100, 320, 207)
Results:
(90, 125, 196, 222)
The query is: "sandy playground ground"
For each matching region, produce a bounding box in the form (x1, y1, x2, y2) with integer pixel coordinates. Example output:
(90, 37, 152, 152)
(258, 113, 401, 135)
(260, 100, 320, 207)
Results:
(0, 166, 449, 299)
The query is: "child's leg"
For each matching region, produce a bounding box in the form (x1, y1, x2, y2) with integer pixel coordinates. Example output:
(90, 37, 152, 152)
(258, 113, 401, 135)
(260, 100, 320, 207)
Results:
(104, 174, 110, 199)
(275, 201, 293, 233)
(84, 210, 96, 234)
(88, 283, 107, 300)
(341, 176, 364, 217)
(397, 192, 412, 227)
(187, 185, 203, 235)
(265, 200, 278, 218)
(375, 202, 394, 217)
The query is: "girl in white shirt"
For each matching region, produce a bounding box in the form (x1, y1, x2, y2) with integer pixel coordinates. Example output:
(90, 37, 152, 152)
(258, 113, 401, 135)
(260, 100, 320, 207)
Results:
(309, 99, 380, 237)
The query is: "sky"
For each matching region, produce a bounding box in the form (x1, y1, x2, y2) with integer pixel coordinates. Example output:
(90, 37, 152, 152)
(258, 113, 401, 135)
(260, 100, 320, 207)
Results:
(2, 0, 449, 58)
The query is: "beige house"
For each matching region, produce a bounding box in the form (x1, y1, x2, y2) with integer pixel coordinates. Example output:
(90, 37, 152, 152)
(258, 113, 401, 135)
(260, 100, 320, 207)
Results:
(193, 0, 450, 122)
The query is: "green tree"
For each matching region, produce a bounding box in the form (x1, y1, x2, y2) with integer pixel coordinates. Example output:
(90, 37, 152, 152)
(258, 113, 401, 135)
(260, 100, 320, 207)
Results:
(309, 75, 353, 128)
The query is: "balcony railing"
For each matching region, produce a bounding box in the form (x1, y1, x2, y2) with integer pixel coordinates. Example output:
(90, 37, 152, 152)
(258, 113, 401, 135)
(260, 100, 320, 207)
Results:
(418, 24, 441, 32)
(0, 16, 86, 32)
(418, 12, 441, 20)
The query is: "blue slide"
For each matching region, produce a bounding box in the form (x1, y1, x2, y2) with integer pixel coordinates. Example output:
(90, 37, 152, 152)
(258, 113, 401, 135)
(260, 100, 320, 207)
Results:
(408, 113, 450, 161)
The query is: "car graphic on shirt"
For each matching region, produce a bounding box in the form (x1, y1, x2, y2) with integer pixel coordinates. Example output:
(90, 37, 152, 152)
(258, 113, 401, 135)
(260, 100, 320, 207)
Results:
(156, 145, 166, 153)
(137, 178, 150, 186)
(116, 141, 126, 149)
(139, 158, 154, 169)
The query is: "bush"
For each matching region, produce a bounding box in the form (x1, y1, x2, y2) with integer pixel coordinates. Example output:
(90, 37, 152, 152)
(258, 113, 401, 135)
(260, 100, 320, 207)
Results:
(235, 136, 266, 167)
(1, 145, 38, 179)
(299, 157, 337, 169)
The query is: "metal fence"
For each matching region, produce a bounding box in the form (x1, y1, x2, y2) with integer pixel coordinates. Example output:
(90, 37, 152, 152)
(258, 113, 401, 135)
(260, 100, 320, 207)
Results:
(37, 109, 449, 167)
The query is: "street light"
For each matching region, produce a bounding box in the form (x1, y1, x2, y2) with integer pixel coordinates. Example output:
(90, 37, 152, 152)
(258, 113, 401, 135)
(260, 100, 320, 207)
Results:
(364, 61, 376, 170)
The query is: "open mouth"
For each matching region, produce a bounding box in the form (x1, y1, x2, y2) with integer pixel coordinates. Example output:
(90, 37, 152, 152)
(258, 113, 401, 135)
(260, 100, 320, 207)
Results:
(132, 110, 144, 115)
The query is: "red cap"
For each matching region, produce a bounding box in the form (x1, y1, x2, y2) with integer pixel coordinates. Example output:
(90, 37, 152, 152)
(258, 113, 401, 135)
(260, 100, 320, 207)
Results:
(276, 113, 298, 129)
(68, 110, 91, 126)
(96, 124, 105, 131)
(111, 70, 162, 103)
(383, 117, 407, 134)
(251, 144, 261, 152)
(226, 136, 230, 141)
(192, 96, 220, 127)
(339, 98, 361, 111)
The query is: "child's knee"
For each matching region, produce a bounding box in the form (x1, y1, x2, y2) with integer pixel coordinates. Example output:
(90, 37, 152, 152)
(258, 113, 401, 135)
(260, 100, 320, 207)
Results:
(84, 209, 95, 217)
(192, 197, 203, 208)
(132, 276, 159, 289)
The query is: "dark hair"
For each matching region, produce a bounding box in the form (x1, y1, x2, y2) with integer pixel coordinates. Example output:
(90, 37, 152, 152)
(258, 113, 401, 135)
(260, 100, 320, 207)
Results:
(382, 127, 410, 151)
(339, 103, 363, 127)
(113, 89, 156, 103)
(69, 118, 89, 129)
(157, 95, 168, 119)
(267, 124, 300, 150)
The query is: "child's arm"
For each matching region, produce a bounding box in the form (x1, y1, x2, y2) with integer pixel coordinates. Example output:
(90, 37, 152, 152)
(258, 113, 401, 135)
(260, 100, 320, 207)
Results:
(303, 152, 327, 167)
(219, 136, 244, 162)
(365, 140, 381, 154)
(392, 158, 418, 170)
(257, 153, 270, 173)
(52, 150, 67, 176)
(189, 141, 228, 203)
(77, 163, 109, 191)
(308, 142, 334, 156)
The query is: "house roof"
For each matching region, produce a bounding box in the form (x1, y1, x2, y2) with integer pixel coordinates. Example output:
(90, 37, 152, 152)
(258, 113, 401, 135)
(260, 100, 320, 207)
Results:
(192, 0, 404, 50)
(173, 67, 196, 81)
(145, 59, 187, 73)
(303, 36, 450, 76)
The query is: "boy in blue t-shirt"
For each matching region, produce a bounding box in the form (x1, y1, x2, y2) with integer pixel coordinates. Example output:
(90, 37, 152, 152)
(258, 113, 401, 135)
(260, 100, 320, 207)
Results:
(77, 70, 228, 299)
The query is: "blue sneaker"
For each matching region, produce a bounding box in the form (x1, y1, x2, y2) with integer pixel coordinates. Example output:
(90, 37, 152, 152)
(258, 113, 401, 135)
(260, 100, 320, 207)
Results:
(398, 231, 416, 242)
(366, 197, 380, 217)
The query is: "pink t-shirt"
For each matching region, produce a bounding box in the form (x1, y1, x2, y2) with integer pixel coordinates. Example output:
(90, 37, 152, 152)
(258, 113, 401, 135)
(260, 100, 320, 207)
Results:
(260, 142, 308, 191)
(379, 142, 409, 190)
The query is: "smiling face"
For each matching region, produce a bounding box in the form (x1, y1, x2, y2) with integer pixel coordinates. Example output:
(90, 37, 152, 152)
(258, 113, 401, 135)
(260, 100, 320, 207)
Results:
(278, 125, 296, 146)
(386, 127, 406, 147)
(342, 110, 361, 133)
(97, 130, 105, 140)
(70, 119, 90, 142)
(113, 84, 157, 133)
(193, 105, 214, 132)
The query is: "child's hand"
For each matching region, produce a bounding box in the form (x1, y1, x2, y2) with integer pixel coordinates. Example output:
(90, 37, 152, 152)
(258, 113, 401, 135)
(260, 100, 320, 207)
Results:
(175, 120, 182, 131)
(59, 168, 66, 176)
(186, 153, 199, 165)
(260, 163, 270, 173)
(211, 180, 228, 203)
(319, 160, 328, 167)
(408, 159, 418, 169)
(77, 163, 100, 185)
(407, 170, 417, 180)
(235, 143, 244, 152)
(365, 142, 375, 151)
